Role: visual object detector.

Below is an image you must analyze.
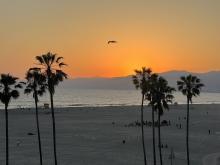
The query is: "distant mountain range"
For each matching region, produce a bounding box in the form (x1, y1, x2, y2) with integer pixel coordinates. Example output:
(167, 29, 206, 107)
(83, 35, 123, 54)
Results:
(62, 71, 220, 92)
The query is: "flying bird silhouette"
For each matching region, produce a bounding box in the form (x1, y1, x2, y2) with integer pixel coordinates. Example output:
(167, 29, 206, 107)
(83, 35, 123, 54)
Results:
(108, 40, 117, 44)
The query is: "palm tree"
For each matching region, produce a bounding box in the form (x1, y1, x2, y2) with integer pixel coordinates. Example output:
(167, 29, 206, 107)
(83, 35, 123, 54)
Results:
(150, 74, 175, 165)
(132, 67, 152, 165)
(35, 52, 67, 165)
(0, 74, 23, 165)
(145, 74, 158, 165)
(24, 68, 47, 165)
(177, 74, 204, 165)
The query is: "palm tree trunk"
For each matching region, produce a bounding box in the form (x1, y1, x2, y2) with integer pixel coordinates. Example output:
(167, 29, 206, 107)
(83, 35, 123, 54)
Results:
(186, 98, 190, 165)
(5, 103, 9, 165)
(140, 94, 147, 165)
(158, 111, 163, 165)
(34, 93, 43, 165)
(152, 106, 156, 165)
(50, 91, 58, 165)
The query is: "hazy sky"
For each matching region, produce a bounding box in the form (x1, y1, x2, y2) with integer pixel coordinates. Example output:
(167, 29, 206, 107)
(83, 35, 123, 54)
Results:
(0, 0, 220, 78)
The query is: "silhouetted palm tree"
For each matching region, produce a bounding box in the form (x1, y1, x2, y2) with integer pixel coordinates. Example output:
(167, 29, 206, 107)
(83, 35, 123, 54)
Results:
(0, 74, 23, 165)
(35, 52, 67, 165)
(132, 67, 152, 165)
(24, 68, 47, 165)
(177, 74, 204, 165)
(145, 74, 158, 165)
(150, 74, 175, 165)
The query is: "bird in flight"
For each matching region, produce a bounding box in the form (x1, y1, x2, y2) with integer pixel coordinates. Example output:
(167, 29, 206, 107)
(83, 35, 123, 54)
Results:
(108, 40, 117, 44)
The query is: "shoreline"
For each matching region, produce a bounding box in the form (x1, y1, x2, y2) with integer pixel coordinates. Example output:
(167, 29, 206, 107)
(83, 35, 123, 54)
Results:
(1, 103, 220, 111)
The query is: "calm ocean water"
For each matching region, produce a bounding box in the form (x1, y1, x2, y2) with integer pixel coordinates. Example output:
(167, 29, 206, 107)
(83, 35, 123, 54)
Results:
(0, 87, 220, 109)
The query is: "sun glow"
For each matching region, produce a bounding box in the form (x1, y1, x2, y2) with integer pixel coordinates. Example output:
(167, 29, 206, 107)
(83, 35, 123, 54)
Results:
(0, 1, 220, 78)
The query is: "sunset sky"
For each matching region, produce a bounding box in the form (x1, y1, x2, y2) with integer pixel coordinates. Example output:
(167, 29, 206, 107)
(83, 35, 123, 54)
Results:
(0, 0, 220, 78)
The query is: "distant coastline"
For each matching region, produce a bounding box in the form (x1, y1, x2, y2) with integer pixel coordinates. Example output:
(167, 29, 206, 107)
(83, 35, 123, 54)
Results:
(67, 70, 220, 92)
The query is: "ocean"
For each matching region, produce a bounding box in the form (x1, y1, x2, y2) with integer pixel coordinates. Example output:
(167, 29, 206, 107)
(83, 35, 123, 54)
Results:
(1, 86, 220, 109)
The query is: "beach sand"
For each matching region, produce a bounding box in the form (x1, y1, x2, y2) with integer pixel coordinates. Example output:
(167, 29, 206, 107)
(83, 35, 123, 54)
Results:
(0, 104, 220, 165)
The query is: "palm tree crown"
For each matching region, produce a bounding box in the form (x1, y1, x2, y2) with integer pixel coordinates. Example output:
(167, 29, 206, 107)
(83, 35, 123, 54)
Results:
(177, 74, 204, 102)
(132, 67, 152, 95)
(0, 74, 23, 105)
(25, 68, 47, 100)
(150, 74, 175, 114)
(36, 52, 68, 94)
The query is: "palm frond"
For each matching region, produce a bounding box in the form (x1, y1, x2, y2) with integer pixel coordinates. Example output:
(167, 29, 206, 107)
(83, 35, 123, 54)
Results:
(132, 75, 140, 89)
(42, 54, 50, 66)
(50, 53, 56, 65)
(38, 86, 46, 96)
(36, 56, 44, 64)
(15, 84, 22, 88)
(59, 62, 67, 68)
(162, 100, 169, 110)
(134, 69, 142, 75)
(11, 90, 19, 99)
(56, 57, 63, 63)
(24, 88, 33, 94)
(56, 70, 68, 79)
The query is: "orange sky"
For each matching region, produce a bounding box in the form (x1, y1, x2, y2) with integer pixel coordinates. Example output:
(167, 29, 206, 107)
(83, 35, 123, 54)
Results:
(0, 0, 220, 78)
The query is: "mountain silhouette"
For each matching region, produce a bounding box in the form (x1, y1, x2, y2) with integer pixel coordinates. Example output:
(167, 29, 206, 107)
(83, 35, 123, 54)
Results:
(61, 71, 220, 92)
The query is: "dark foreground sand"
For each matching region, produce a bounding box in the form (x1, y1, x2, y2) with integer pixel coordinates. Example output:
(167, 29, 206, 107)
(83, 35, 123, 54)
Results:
(0, 104, 220, 165)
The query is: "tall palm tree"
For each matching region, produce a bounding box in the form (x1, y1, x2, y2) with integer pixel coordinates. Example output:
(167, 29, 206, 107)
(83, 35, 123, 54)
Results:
(132, 67, 152, 165)
(177, 74, 204, 165)
(150, 74, 175, 165)
(24, 68, 47, 165)
(35, 52, 67, 165)
(0, 74, 23, 165)
(145, 74, 158, 165)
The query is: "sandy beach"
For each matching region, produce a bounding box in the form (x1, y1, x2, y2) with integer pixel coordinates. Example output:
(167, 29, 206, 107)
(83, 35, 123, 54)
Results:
(0, 104, 219, 165)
